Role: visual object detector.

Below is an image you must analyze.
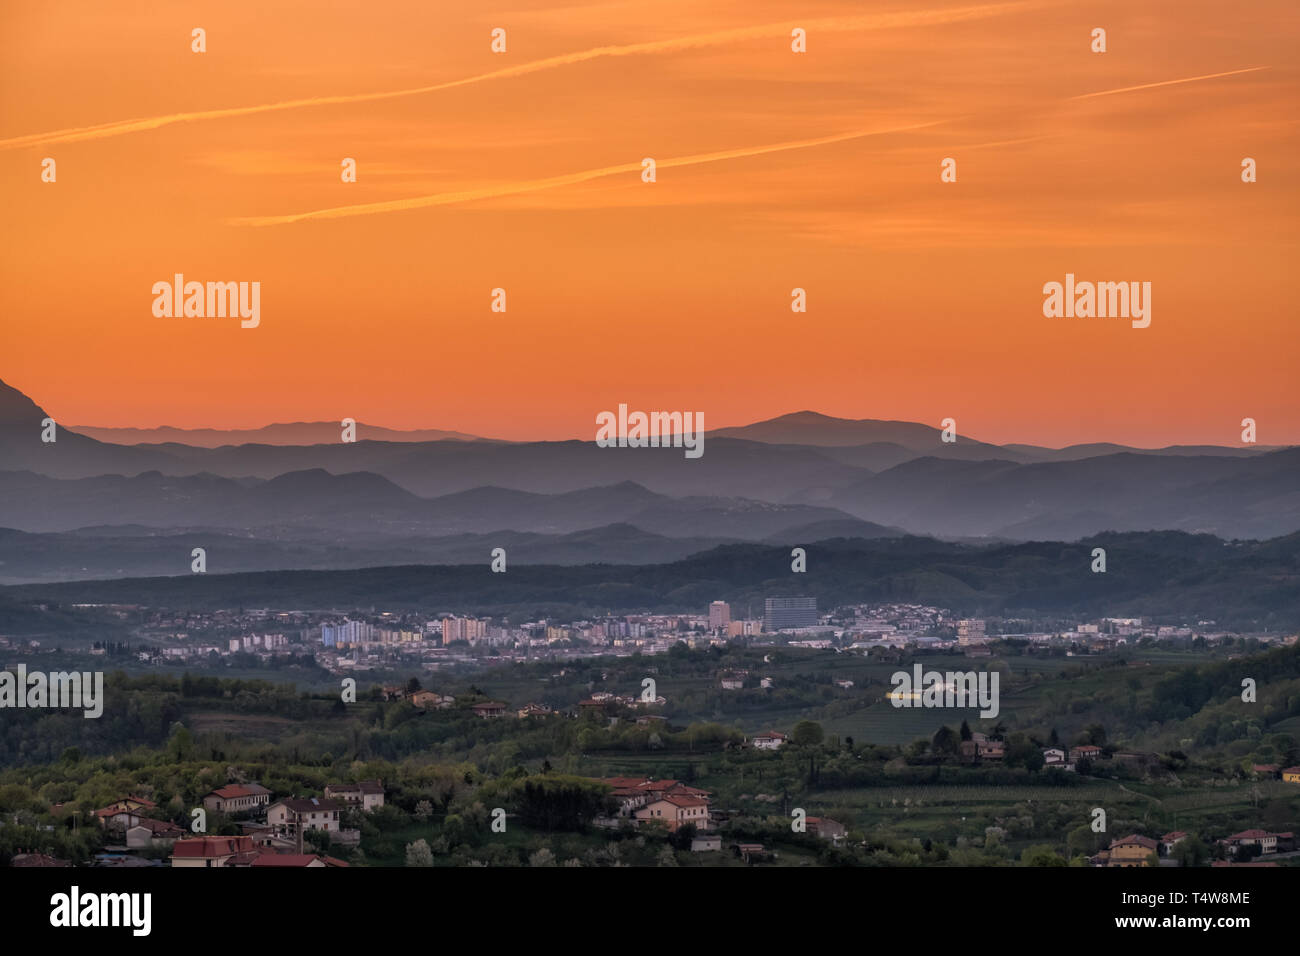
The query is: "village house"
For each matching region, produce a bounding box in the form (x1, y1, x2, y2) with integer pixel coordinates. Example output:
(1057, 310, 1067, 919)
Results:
(976, 739, 1005, 760)
(126, 818, 185, 849)
(517, 702, 552, 718)
(1041, 748, 1066, 765)
(806, 817, 847, 844)
(323, 780, 385, 811)
(691, 834, 722, 852)
(1221, 829, 1295, 855)
(1106, 834, 1158, 867)
(94, 796, 156, 832)
(718, 670, 748, 690)
(599, 777, 712, 829)
(752, 731, 788, 750)
(267, 797, 342, 835)
(1069, 744, 1103, 763)
(1283, 766, 1300, 784)
(635, 793, 710, 832)
(170, 835, 256, 868)
(202, 783, 271, 814)
(409, 689, 454, 710)
(1161, 831, 1188, 854)
(471, 700, 508, 718)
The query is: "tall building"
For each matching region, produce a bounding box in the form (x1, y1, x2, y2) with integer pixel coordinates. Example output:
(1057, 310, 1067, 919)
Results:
(764, 597, 817, 631)
(441, 616, 487, 644)
(709, 601, 731, 630)
(322, 620, 372, 647)
(957, 619, 987, 645)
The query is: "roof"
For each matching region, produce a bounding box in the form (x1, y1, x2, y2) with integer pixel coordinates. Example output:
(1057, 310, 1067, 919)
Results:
(171, 836, 254, 858)
(1161, 831, 1188, 841)
(1110, 834, 1158, 850)
(643, 794, 708, 809)
(128, 818, 184, 835)
(209, 784, 258, 799)
(272, 797, 343, 813)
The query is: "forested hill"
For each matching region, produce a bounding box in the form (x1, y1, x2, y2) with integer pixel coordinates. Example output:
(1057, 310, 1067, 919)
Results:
(2, 530, 1297, 629)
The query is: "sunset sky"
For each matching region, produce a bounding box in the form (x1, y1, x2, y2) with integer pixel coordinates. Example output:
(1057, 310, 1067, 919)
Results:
(2, 0, 1297, 446)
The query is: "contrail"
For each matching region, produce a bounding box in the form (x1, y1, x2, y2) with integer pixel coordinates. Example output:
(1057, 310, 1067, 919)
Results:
(229, 121, 949, 226)
(0, 2, 1033, 151)
(1070, 66, 1268, 100)
(235, 62, 1269, 227)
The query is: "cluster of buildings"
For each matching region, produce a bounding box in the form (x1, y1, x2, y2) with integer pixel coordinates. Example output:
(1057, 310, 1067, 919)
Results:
(73, 781, 389, 868)
(1091, 827, 1298, 867)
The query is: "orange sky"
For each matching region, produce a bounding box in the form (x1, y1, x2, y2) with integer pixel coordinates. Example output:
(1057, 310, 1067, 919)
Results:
(2, 0, 1297, 446)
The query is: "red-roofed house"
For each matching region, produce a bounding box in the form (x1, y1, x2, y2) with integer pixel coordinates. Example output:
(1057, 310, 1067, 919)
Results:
(126, 818, 185, 849)
(635, 793, 710, 832)
(1107, 834, 1158, 867)
(202, 784, 272, 814)
(94, 796, 157, 831)
(1161, 831, 1188, 854)
(1222, 829, 1290, 855)
(806, 817, 847, 844)
(170, 835, 255, 868)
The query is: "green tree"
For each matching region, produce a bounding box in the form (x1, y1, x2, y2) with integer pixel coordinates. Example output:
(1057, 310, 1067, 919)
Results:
(792, 720, 824, 747)
(1021, 844, 1067, 866)
(405, 838, 433, 867)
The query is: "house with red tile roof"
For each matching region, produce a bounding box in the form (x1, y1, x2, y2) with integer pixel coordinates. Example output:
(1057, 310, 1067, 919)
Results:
(202, 783, 272, 814)
(1107, 834, 1158, 867)
(1160, 831, 1189, 854)
(126, 818, 185, 849)
(635, 793, 710, 832)
(170, 835, 256, 868)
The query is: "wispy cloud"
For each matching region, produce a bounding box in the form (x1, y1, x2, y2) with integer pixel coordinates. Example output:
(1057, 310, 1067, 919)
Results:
(0, 2, 1034, 151)
(229, 121, 948, 225)
(1069, 66, 1268, 100)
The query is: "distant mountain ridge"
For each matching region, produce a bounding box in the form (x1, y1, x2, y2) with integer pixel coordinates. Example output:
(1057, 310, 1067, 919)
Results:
(68, 421, 489, 447)
(2, 376, 1295, 546)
